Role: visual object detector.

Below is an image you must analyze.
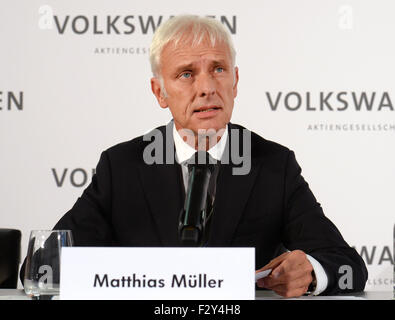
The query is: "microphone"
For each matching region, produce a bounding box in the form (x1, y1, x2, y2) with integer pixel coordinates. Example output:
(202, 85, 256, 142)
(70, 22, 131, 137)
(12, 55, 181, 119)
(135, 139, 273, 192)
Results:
(179, 152, 215, 246)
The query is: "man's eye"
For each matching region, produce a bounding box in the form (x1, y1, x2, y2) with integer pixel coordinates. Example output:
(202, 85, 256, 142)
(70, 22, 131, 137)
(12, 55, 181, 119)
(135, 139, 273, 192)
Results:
(215, 67, 224, 73)
(180, 72, 192, 79)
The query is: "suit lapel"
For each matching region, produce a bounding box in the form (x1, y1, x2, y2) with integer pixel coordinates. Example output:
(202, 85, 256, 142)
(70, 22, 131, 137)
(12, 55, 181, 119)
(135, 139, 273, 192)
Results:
(208, 124, 261, 246)
(138, 122, 184, 246)
(138, 163, 184, 246)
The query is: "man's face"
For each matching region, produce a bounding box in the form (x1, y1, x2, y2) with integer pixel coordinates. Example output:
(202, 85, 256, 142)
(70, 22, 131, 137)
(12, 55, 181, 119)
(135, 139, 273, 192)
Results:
(151, 37, 239, 134)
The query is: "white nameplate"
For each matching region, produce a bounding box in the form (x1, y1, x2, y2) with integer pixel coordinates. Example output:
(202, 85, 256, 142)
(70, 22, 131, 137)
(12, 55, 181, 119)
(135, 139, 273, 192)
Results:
(60, 247, 255, 300)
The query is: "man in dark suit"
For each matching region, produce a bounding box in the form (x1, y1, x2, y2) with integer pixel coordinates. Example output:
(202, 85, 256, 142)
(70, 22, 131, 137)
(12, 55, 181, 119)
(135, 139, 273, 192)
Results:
(21, 15, 368, 297)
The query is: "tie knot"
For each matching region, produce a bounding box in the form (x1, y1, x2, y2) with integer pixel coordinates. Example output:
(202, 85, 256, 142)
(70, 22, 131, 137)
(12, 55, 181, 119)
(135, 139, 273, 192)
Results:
(185, 151, 217, 171)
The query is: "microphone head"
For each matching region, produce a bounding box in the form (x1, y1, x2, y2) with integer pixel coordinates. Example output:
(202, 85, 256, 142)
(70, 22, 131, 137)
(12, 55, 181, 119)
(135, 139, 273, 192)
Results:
(179, 225, 201, 246)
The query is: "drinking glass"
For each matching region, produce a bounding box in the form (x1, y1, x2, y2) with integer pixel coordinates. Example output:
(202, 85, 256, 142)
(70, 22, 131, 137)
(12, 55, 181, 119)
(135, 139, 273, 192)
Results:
(23, 230, 73, 298)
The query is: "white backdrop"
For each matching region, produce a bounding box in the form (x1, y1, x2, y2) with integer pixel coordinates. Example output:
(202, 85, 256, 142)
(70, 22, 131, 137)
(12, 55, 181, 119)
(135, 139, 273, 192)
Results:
(0, 0, 393, 290)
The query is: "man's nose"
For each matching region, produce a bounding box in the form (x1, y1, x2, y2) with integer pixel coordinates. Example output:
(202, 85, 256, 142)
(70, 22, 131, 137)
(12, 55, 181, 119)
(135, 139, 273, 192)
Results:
(195, 74, 216, 97)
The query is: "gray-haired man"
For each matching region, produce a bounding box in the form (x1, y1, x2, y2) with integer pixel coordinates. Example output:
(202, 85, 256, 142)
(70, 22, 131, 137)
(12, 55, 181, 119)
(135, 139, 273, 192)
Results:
(21, 15, 368, 298)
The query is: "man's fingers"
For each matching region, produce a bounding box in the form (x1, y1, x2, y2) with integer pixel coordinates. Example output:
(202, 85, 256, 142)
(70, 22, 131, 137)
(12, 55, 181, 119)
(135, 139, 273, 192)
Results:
(264, 273, 313, 292)
(269, 258, 313, 284)
(271, 261, 286, 278)
(262, 267, 310, 287)
(256, 251, 290, 273)
(256, 250, 309, 274)
(256, 278, 265, 288)
(257, 250, 314, 298)
(265, 257, 298, 282)
(256, 249, 314, 298)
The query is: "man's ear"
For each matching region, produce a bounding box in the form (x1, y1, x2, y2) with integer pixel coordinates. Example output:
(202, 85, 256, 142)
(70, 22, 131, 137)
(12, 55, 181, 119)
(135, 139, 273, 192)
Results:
(151, 77, 168, 109)
(233, 66, 239, 98)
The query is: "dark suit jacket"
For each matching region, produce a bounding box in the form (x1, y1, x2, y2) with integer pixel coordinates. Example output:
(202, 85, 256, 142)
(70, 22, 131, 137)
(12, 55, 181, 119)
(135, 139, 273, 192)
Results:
(21, 122, 368, 294)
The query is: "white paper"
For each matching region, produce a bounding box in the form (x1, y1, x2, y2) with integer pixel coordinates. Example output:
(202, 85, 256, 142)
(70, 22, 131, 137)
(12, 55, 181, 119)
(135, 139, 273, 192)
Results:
(255, 269, 272, 281)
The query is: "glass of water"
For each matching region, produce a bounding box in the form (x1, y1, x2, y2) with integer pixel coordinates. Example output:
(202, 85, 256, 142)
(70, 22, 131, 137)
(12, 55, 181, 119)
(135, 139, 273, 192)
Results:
(23, 230, 73, 298)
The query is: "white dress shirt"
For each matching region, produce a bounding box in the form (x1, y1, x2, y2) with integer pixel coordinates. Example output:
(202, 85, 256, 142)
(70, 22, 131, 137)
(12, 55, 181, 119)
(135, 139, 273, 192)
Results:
(173, 124, 228, 192)
(172, 123, 328, 295)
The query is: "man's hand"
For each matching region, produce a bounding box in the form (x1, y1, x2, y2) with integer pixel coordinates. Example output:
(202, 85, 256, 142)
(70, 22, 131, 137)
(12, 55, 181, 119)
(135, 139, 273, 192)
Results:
(256, 250, 314, 298)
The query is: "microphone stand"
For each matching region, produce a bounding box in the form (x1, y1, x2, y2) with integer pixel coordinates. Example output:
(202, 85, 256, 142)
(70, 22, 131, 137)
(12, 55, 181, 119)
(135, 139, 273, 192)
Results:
(178, 154, 215, 247)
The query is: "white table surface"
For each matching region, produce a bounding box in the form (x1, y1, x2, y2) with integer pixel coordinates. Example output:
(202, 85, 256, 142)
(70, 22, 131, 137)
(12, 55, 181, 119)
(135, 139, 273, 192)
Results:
(0, 289, 392, 300)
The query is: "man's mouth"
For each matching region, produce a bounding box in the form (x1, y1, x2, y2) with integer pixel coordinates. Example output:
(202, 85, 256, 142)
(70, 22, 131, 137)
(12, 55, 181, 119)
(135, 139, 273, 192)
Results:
(194, 106, 221, 113)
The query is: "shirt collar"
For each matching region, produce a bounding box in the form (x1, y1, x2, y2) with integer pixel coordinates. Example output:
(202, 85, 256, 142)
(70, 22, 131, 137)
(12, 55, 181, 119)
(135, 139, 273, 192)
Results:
(173, 123, 228, 164)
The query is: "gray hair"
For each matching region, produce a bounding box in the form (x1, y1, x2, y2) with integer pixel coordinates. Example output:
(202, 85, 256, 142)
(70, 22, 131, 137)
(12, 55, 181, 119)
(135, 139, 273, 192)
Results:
(149, 15, 236, 77)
